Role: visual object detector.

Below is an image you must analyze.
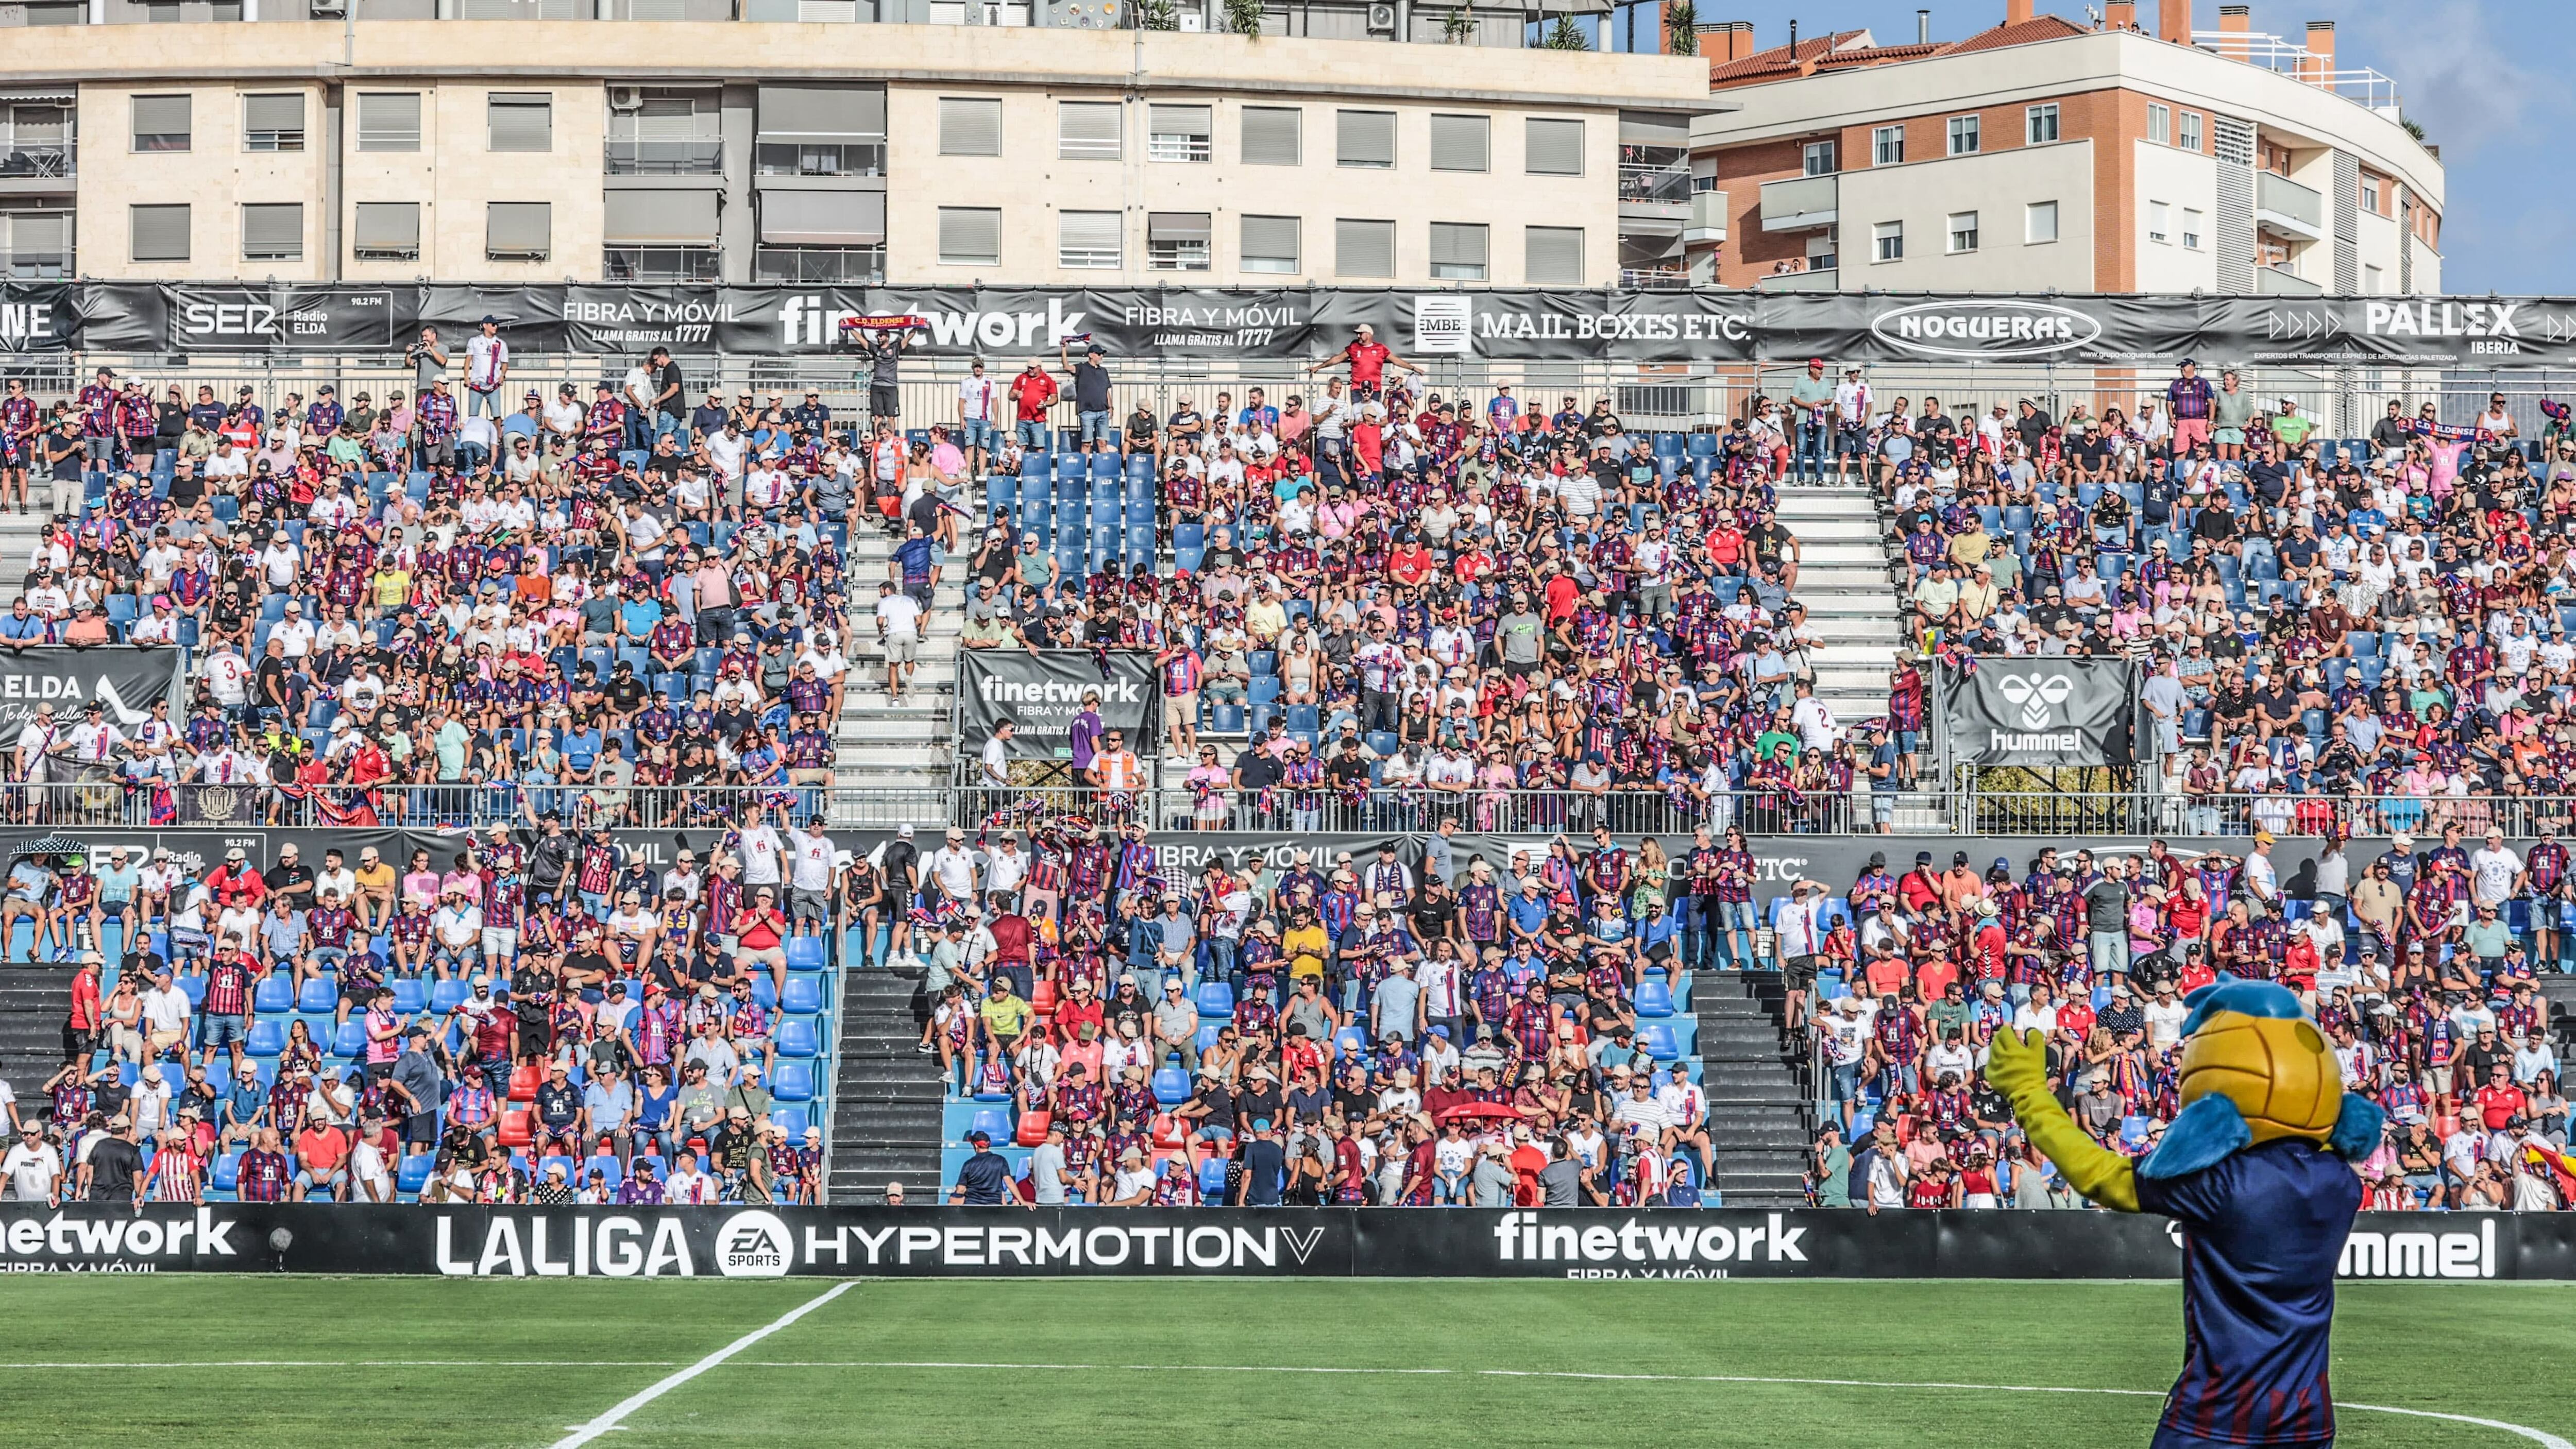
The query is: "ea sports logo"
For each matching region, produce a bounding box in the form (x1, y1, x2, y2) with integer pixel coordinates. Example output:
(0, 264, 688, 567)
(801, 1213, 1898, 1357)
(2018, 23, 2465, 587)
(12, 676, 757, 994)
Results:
(1995, 673, 2074, 729)
(714, 1210, 794, 1277)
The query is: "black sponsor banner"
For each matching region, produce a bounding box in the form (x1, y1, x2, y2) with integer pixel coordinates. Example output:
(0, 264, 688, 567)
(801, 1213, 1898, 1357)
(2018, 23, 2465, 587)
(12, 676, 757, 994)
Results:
(3, 1205, 2566, 1278)
(13, 827, 407, 882)
(0, 646, 183, 752)
(959, 650, 1157, 762)
(18, 285, 2576, 365)
(1944, 659, 2138, 768)
(167, 284, 394, 353)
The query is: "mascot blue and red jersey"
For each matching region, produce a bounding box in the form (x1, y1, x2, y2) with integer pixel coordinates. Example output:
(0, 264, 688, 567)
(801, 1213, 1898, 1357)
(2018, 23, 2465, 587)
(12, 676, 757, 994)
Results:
(1989, 976, 2384, 1447)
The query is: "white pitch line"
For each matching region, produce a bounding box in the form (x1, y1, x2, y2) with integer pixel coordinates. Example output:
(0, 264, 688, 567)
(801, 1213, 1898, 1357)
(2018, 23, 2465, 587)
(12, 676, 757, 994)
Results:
(13, 1360, 682, 1369)
(548, 1283, 855, 1449)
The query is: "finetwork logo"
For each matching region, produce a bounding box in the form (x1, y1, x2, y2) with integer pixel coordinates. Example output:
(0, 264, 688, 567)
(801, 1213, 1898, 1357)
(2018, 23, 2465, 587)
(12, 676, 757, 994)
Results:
(0, 1209, 238, 1266)
(977, 673, 1143, 706)
(1490, 1212, 1808, 1274)
(715, 1211, 795, 1277)
(778, 295, 1086, 350)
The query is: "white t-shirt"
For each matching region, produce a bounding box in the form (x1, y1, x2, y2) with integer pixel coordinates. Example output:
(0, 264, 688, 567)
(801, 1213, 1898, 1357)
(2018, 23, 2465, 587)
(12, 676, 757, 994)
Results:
(465, 333, 509, 391)
(2, 1140, 62, 1201)
(736, 824, 785, 886)
(350, 1139, 395, 1201)
(2468, 847, 2523, 907)
(958, 375, 999, 423)
(875, 592, 924, 642)
(789, 832, 835, 892)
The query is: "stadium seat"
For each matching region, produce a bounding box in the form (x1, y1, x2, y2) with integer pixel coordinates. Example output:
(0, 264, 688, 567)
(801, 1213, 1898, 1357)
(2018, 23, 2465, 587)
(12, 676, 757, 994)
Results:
(785, 937, 828, 973)
(390, 977, 428, 1014)
(1634, 980, 1675, 1018)
(1197, 1157, 1230, 1197)
(1194, 982, 1235, 1019)
(1015, 1110, 1053, 1147)
(497, 1111, 533, 1147)
(771, 1061, 816, 1102)
(1151, 1066, 1191, 1106)
(768, 1106, 809, 1138)
(298, 978, 339, 1014)
(781, 977, 825, 1015)
(398, 1154, 435, 1195)
(508, 1063, 543, 1102)
(775, 1019, 820, 1058)
(246, 1019, 287, 1058)
(253, 975, 294, 1014)
(1639, 1022, 1681, 1061)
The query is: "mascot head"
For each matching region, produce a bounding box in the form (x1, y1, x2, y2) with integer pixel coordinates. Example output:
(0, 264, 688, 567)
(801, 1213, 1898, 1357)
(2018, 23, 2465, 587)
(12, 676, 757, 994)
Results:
(2140, 975, 2384, 1180)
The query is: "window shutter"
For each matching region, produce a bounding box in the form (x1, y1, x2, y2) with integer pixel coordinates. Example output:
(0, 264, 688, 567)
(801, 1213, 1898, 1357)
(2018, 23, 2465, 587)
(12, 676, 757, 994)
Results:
(1336, 110, 1395, 167)
(603, 190, 719, 246)
(759, 84, 885, 138)
(131, 94, 191, 148)
(1240, 107, 1300, 166)
(1058, 101, 1121, 159)
(1429, 114, 1488, 172)
(244, 94, 303, 135)
(1430, 222, 1486, 267)
(130, 204, 190, 262)
(757, 191, 885, 245)
(939, 98, 1002, 157)
(1525, 117, 1583, 176)
(1058, 210, 1122, 264)
(352, 202, 420, 255)
(1525, 226, 1583, 284)
(938, 207, 1001, 264)
(486, 201, 552, 257)
(356, 93, 421, 151)
(1240, 214, 1299, 272)
(242, 203, 302, 260)
(487, 94, 552, 153)
(1334, 218, 1393, 278)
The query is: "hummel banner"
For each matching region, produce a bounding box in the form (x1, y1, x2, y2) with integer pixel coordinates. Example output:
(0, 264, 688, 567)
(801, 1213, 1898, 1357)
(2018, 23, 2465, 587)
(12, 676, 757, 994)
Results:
(1944, 659, 2139, 768)
(0, 646, 184, 752)
(959, 650, 1158, 763)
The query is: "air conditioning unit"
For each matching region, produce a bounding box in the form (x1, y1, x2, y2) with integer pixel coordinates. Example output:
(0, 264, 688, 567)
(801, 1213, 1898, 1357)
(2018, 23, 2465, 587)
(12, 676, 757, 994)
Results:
(308, 0, 347, 14)
(1365, 2, 1396, 32)
(607, 87, 645, 112)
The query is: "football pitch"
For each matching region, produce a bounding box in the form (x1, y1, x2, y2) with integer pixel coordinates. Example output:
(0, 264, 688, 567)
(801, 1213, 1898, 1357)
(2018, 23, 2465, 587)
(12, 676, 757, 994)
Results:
(9, 1276, 2570, 1447)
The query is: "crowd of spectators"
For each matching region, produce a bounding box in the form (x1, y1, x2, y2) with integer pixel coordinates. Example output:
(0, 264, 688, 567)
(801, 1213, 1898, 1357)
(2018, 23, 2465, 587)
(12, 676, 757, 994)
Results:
(911, 818, 1713, 1208)
(0, 320, 939, 832)
(1790, 838, 2575, 1212)
(2, 819, 843, 1207)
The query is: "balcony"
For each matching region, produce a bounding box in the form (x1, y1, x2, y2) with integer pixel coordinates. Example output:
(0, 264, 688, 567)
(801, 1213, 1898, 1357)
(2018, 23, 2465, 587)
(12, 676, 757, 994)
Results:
(2255, 266, 2322, 297)
(1618, 163, 1691, 207)
(605, 138, 724, 176)
(1758, 266, 1838, 293)
(1685, 188, 1727, 245)
(2255, 170, 2325, 241)
(1759, 173, 1837, 232)
(1619, 267, 1689, 291)
(0, 144, 73, 184)
(755, 139, 886, 179)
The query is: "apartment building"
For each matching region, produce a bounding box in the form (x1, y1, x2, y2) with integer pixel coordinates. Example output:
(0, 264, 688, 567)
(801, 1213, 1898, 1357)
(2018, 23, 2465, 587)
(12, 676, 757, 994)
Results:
(0, 15, 1716, 288)
(1688, 0, 2443, 296)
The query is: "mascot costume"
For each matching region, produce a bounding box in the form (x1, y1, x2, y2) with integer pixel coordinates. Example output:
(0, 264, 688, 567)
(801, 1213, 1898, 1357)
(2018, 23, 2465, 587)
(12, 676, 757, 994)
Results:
(1987, 976, 2385, 1448)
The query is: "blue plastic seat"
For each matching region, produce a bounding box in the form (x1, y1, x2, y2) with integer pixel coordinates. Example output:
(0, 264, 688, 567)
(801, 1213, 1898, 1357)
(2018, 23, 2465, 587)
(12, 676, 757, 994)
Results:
(1634, 981, 1675, 1018)
(246, 1019, 287, 1057)
(430, 980, 470, 1014)
(1194, 981, 1235, 1019)
(253, 976, 295, 1014)
(1151, 1067, 1191, 1106)
(212, 1152, 244, 1194)
(781, 977, 825, 1014)
(775, 1019, 820, 1057)
(1639, 1022, 1682, 1060)
(390, 977, 427, 1014)
(330, 1021, 368, 1058)
(1197, 1157, 1230, 1196)
(785, 936, 828, 973)
(398, 1154, 435, 1195)
(1333, 1027, 1366, 1059)
(297, 978, 338, 1014)
(970, 1107, 1013, 1144)
(771, 1061, 816, 1102)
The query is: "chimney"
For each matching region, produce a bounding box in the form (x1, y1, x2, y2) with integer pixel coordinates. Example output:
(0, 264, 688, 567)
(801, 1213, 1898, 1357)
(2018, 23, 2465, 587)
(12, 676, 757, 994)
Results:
(1699, 19, 1756, 62)
(1918, 8, 1931, 43)
(2216, 4, 2249, 58)
(2158, 0, 2190, 43)
(2106, 0, 2134, 29)
(2303, 20, 2335, 83)
(2007, 0, 2032, 24)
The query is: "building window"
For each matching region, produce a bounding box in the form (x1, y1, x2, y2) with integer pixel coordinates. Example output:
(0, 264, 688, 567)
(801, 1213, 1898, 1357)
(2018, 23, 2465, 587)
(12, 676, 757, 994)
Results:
(1872, 220, 1903, 263)
(939, 207, 1002, 265)
(1148, 212, 1212, 271)
(2147, 104, 2170, 145)
(1058, 101, 1121, 160)
(240, 202, 301, 262)
(1525, 225, 1582, 284)
(2181, 208, 2204, 249)
(2147, 200, 2170, 244)
(2361, 176, 2381, 213)
(1429, 114, 1489, 173)
(1242, 107, 1302, 166)
(1334, 218, 1394, 278)
(2026, 201, 2058, 244)
(754, 190, 883, 282)
(755, 85, 887, 178)
(2026, 104, 2058, 145)
(754, 245, 884, 284)
(0, 209, 73, 280)
(1429, 221, 1487, 281)
(1526, 117, 1583, 176)
(605, 247, 720, 282)
(1946, 115, 1980, 156)
(1946, 211, 1978, 253)
(2364, 263, 2384, 294)
(1147, 105, 1212, 163)
(1336, 110, 1395, 169)
(131, 94, 190, 153)
(130, 203, 189, 263)
(1056, 211, 1122, 269)
(485, 201, 551, 261)
(488, 93, 552, 154)
(937, 97, 1002, 157)
(351, 201, 420, 262)
(606, 88, 721, 176)
(1240, 214, 1300, 274)
(1802, 139, 1836, 176)
(1872, 125, 1904, 166)
(355, 92, 420, 153)
(244, 94, 305, 152)
(2179, 112, 2202, 152)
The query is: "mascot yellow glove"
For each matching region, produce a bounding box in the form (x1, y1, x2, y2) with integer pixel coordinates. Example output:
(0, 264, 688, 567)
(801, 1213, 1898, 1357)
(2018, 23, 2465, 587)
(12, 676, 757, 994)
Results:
(1986, 1026, 2139, 1213)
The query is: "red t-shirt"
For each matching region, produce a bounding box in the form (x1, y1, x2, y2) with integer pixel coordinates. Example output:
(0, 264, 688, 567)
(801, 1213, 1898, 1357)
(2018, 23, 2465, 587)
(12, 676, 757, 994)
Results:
(2473, 1083, 2527, 1131)
(1914, 956, 1959, 1002)
(1011, 371, 1057, 422)
(1343, 342, 1390, 385)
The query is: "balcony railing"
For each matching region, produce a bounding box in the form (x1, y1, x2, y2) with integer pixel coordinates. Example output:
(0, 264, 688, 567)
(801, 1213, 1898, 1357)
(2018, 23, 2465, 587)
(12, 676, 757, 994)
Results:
(754, 139, 886, 178)
(1617, 163, 1691, 207)
(1619, 267, 1689, 291)
(1757, 266, 1837, 293)
(0, 251, 75, 280)
(1686, 188, 1727, 242)
(2255, 265, 2323, 297)
(0, 143, 74, 181)
(2191, 29, 2403, 116)
(1758, 173, 1837, 231)
(605, 137, 724, 176)
(2255, 169, 2325, 238)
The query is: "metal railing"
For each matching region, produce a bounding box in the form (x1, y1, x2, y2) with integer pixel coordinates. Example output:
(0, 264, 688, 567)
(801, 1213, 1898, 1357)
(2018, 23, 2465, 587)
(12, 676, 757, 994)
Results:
(942, 780, 1942, 838)
(1958, 785, 2576, 842)
(0, 779, 954, 832)
(604, 138, 724, 176)
(1617, 163, 1691, 207)
(0, 142, 74, 179)
(2190, 29, 2404, 115)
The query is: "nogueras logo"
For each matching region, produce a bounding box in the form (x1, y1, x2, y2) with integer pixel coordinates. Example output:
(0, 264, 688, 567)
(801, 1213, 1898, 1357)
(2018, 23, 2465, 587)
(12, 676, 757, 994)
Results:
(1869, 299, 2102, 359)
(778, 295, 1084, 350)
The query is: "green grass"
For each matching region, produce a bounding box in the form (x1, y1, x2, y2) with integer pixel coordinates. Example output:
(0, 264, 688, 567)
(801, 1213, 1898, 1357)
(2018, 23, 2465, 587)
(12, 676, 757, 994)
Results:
(6, 1277, 2570, 1447)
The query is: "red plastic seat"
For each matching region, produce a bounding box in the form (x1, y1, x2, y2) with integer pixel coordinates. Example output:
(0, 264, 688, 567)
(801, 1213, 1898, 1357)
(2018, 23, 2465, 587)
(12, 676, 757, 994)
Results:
(1150, 1112, 1184, 1150)
(1015, 1110, 1053, 1147)
(507, 1063, 543, 1102)
(497, 1110, 533, 1147)
(1029, 979, 1060, 1016)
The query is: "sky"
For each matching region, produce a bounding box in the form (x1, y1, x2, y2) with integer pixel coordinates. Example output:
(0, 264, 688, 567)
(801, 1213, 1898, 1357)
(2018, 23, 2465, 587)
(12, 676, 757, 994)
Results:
(1630, 0, 2568, 294)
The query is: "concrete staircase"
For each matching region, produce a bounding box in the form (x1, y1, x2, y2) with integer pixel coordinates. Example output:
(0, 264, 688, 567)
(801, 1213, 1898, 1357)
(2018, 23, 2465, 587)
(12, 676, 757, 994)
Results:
(1775, 483, 1942, 828)
(829, 518, 966, 811)
(1693, 970, 1814, 1208)
(825, 963, 945, 1204)
(0, 507, 48, 604)
(0, 964, 65, 1110)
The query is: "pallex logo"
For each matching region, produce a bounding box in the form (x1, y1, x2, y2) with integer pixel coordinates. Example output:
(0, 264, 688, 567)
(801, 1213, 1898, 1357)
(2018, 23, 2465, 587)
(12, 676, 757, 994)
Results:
(1995, 672, 2075, 730)
(715, 1210, 796, 1277)
(1868, 299, 2102, 360)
